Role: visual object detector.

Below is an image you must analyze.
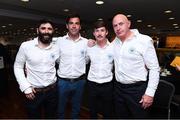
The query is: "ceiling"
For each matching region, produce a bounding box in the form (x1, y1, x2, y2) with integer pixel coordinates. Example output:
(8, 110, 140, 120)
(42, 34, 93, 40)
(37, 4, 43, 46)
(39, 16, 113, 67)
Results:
(0, 0, 180, 39)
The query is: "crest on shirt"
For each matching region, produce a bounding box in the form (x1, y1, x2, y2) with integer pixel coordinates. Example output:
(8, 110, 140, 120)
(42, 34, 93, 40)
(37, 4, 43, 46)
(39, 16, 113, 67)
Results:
(81, 50, 85, 56)
(128, 47, 135, 54)
(51, 53, 55, 59)
(108, 54, 113, 60)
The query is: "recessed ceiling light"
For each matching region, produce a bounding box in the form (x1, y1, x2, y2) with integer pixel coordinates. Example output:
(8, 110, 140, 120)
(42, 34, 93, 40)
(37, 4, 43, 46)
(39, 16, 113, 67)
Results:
(147, 25, 152, 27)
(96, 1, 104, 5)
(98, 18, 103, 20)
(174, 26, 179, 29)
(8, 24, 12, 26)
(2, 25, 6, 28)
(137, 19, 142, 23)
(164, 10, 172, 14)
(21, 0, 30, 2)
(126, 15, 132, 18)
(169, 17, 175, 20)
(173, 23, 178, 26)
(152, 27, 156, 29)
(63, 9, 69, 12)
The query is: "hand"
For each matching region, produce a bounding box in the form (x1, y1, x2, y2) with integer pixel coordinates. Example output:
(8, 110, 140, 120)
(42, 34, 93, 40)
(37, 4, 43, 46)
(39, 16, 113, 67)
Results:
(25, 88, 36, 100)
(139, 94, 154, 109)
(87, 39, 96, 47)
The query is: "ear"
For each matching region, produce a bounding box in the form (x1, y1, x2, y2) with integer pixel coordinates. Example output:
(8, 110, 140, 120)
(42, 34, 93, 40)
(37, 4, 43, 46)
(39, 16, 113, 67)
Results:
(66, 24, 68, 29)
(106, 30, 108, 36)
(93, 30, 95, 37)
(128, 20, 131, 28)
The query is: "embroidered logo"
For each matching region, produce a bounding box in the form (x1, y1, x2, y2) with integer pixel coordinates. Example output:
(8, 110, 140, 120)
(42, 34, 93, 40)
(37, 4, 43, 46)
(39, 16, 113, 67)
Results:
(51, 54, 55, 59)
(128, 47, 135, 54)
(81, 50, 85, 56)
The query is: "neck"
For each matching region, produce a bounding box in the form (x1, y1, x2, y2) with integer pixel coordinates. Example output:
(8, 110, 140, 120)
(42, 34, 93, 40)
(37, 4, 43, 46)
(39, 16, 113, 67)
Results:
(38, 40, 50, 48)
(97, 39, 107, 48)
(68, 33, 79, 41)
(120, 31, 133, 43)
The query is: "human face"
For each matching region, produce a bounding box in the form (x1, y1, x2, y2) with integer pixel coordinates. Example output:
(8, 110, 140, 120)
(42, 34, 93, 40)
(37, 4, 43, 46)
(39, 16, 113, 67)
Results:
(112, 14, 131, 40)
(93, 27, 108, 42)
(37, 23, 54, 44)
(66, 17, 81, 36)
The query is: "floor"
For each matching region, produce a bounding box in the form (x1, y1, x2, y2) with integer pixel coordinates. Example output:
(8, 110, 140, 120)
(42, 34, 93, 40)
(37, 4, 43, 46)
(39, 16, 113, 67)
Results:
(0, 76, 91, 119)
(0, 72, 179, 119)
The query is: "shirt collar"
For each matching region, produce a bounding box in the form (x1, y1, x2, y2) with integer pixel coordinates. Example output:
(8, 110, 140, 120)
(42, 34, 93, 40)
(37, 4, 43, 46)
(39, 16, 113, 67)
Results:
(34, 37, 54, 50)
(65, 33, 83, 42)
(96, 39, 110, 49)
(114, 29, 139, 44)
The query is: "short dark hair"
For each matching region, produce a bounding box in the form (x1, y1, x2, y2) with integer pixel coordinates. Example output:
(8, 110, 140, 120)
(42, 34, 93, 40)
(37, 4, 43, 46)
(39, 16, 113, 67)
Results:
(37, 19, 54, 28)
(93, 20, 108, 30)
(66, 13, 81, 24)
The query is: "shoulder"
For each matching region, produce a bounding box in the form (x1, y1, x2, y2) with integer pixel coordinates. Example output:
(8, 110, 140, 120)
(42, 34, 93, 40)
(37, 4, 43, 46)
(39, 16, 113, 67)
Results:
(134, 30, 152, 44)
(80, 36, 88, 43)
(20, 39, 36, 48)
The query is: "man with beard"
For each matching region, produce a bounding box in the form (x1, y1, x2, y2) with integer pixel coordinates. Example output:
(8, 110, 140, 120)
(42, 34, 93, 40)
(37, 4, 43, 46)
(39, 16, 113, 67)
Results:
(86, 20, 114, 118)
(14, 19, 59, 118)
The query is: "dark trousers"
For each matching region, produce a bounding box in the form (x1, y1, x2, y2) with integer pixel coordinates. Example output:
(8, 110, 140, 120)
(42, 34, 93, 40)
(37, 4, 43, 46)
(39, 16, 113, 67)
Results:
(57, 78, 86, 119)
(114, 81, 149, 119)
(25, 85, 58, 119)
(87, 80, 114, 119)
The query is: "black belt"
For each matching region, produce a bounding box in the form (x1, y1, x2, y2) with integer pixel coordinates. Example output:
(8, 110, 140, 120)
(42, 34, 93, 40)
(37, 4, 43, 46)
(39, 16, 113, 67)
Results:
(34, 82, 56, 92)
(115, 81, 146, 88)
(59, 74, 86, 83)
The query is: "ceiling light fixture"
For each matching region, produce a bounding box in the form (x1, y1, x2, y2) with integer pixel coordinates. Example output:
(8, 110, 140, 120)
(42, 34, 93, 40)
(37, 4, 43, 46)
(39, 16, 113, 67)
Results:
(174, 26, 179, 29)
(169, 17, 175, 20)
(126, 15, 132, 18)
(96, 1, 104, 5)
(137, 20, 142, 23)
(21, 0, 30, 2)
(173, 23, 178, 26)
(98, 18, 103, 20)
(164, 10, 172, 14)
(2, 25, 6, 28)
(63, 9, 69, 12)
(147, 25, 152, 27)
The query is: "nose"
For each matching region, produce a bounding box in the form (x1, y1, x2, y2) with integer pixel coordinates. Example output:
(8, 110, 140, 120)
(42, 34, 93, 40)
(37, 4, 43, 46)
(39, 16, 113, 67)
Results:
(44, 28, 50, 33)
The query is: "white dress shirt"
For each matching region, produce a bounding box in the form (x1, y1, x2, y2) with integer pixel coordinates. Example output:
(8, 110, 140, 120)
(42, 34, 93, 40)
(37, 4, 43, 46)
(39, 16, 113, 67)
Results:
(87, 41, 114, 84)
(112, 29, 160, 97)
(57, 34, 88, 79)
(14, 38, 60, 94)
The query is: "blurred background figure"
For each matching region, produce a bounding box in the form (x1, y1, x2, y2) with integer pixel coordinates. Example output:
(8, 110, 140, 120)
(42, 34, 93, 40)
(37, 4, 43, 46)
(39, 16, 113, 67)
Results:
(0, 37, 11, 97)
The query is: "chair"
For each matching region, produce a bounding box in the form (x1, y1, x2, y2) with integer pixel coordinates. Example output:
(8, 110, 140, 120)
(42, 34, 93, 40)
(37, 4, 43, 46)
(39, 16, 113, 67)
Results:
(171, 95, 180, 118)
(150, 80, 175, 119)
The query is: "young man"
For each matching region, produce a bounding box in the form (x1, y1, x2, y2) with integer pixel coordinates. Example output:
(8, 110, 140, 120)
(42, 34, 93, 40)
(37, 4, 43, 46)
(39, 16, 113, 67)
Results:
(86, 20, 114, 118)
(56, 14, 88, 119)
(14, 19, 59, 118)
(112, 14, 160, 118)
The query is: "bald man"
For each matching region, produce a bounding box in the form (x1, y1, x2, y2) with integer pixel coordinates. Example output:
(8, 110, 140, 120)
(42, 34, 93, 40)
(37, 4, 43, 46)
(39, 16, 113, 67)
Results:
(111, 14, 160, 118)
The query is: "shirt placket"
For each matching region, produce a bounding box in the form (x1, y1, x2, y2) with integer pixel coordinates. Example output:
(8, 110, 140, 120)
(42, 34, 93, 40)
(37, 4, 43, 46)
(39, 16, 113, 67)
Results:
(71, 41, 75, 77)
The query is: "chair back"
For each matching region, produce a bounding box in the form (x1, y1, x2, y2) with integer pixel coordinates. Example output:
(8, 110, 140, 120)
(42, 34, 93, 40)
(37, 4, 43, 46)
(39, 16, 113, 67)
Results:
(152, 80, 175, 109)
(150, 80, 175, 119)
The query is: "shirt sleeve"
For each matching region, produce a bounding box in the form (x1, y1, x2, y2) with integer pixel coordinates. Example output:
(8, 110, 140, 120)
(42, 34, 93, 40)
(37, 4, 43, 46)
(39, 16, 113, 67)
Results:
(14, 44, 32, 93)
(143, 39, 160, 97)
